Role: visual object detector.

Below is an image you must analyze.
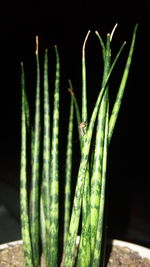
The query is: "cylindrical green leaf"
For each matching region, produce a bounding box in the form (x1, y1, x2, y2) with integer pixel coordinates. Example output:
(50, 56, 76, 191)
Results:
(90, 33, 110, 260)
(30, 37, 41, 267)
(63, 93, 74, 250)
(20, 63, 33, 267)
(49, 45, 60, 266)
(40, 49, 51, 266)
(76, 169, 90, 267)
(82, 31, 90, 124)
(108, 24, 138, 143)
(92, 107, 109, 267)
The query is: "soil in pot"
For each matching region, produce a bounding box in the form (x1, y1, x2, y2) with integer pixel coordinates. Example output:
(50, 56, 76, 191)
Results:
(0, 240, 150, 267)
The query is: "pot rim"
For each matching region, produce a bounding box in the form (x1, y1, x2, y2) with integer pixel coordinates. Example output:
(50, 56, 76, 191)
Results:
(112, 239, 150, 259)
(0, 240, 23, 250)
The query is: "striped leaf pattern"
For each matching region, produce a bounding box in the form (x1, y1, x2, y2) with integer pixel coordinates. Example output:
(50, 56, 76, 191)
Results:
(30, 36, 41, 267)
(40, 49, 51, 266)
(63, 93, 74, 249)
(49, 45, 60, 266)
(20, 25, 138, 267)
(90, 33, 111, 264)
(20, 63, 34, 267)
(63, 66, 114, 266)
(92, 106, 109, 266)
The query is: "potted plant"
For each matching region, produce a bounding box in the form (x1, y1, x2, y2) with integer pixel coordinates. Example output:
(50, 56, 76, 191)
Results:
(17, 23, 149, 267)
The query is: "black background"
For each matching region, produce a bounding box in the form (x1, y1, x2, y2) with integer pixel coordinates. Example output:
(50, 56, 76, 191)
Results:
(0, 1, 150, 243)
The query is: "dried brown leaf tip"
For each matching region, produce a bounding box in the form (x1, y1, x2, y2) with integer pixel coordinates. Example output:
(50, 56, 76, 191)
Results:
(79, 122, 87, 136)
(35, 36, 39, 54)
(68, 88, 74, 96)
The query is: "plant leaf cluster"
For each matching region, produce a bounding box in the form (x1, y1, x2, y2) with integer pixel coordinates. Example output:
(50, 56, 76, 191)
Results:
(20, 24, 138, 267)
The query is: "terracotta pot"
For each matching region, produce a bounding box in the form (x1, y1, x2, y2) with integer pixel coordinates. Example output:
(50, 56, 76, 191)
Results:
(0, 239, 149, 266)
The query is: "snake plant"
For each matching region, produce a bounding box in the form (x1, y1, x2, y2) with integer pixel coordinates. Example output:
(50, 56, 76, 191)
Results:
(20, 24, 138, 267)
